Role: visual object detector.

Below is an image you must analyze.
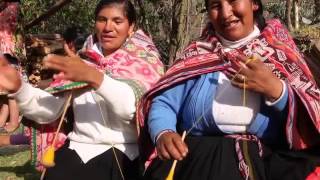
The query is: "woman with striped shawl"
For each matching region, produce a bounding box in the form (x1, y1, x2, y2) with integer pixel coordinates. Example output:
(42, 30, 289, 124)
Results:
(0, 0, 164, 179)
(138, 0, 320, 179)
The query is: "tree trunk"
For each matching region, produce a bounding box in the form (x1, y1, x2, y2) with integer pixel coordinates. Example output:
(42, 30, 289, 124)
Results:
(168, 0, 181, 65)
(176, 0, 190, 56)
(199, 13, 205, 36)
(286, 0, 294, 31)
(315, 0, 320, 20)
(134, 0, 151, 36)
(168, 17, 178, 63)
(293, 0, 300, 30)
(168, 0, 189, 65)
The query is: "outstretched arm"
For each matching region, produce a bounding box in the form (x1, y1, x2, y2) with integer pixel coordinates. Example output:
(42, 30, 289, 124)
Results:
(9, 82, 67, 124)
(0, 62, 67, 124)
(44, 54, 137, 121)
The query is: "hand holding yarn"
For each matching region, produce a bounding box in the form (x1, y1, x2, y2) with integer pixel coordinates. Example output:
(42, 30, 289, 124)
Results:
(228, 55, 283, 101)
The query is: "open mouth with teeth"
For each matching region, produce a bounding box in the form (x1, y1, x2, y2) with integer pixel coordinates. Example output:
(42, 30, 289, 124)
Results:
(223, 20, 240, 29)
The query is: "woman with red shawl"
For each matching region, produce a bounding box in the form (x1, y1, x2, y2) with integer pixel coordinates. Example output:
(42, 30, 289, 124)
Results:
(138, 0, 320, 179)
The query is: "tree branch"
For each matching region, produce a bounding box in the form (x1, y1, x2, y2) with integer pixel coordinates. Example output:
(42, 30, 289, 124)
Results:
(24, 0, 72, 30)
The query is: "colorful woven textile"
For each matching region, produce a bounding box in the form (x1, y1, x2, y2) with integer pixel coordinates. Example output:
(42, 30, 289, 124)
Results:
(24, 121, 68, 171)
(137, 19, 320, 168)
(45, 81, 87, 94)
(306, 167, 320, 180)
(0, 2, 20, 56)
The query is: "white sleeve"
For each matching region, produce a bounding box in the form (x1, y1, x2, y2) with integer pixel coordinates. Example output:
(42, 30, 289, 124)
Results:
(95, 74, 136, 121)
(8, 82, 67, 124)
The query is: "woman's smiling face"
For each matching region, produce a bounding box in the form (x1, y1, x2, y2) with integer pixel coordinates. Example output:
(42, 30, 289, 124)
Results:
(95, 4, 134, 56)
(207, 0, 258, 41)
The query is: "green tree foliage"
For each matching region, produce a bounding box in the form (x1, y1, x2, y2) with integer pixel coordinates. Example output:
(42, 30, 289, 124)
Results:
(265, 1, 320, 25)
(18, 0, 320, 64)
(21, 0, 206, 65)
(21, 0, 99, 35)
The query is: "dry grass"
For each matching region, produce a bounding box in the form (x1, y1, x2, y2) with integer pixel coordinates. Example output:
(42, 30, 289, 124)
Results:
(293, 26, 320, 52)
(295, 26, 320, 39)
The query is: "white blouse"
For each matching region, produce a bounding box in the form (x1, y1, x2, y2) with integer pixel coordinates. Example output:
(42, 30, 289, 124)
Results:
(10, 45, 139, 163)
(212, 26, 285, 133)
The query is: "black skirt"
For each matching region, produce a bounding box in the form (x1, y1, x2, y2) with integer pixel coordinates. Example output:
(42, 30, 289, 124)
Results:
(144, 136, 320, 180)
(44, 142, 141, 180)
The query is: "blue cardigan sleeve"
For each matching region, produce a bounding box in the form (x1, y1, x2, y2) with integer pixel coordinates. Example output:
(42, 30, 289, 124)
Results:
(148, 79, 196, 143)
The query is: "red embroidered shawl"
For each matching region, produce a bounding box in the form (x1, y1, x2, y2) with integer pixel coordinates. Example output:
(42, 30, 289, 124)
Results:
(137, 19, 320, 168)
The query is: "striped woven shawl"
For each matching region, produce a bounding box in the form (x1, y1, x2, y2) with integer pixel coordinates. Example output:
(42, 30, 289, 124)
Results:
(137, 19, 320, 169)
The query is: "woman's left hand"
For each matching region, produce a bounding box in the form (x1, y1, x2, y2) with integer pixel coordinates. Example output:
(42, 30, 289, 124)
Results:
(43, 46, 104, 89)
(228, 55, 283, 101)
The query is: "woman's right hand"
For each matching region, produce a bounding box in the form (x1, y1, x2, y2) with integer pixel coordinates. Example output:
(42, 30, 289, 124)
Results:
(0, 63, 21, 93)
(156, 131, 188, 160)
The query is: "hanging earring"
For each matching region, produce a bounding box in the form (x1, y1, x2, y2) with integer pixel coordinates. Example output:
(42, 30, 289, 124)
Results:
(253, 4, 259, 11)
